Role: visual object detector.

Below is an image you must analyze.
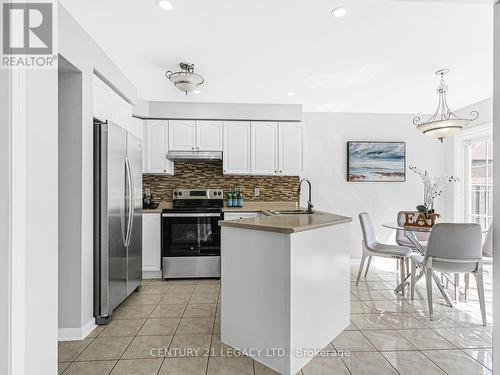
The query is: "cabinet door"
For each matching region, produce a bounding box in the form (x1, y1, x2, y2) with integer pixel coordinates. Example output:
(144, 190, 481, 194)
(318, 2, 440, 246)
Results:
(196, 121, 223, 151)
(142, 213, 161, 273)
(168, 120, 196, 151)
(278, 122, 304, 175)
(251, 122, 278, 175)
(223, 122, 251, 174)
(145, 120, 173, 174)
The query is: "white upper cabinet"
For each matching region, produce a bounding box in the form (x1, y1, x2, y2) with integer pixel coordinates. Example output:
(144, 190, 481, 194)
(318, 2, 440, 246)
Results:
(196, 121, 223, 151)
(278, 122, 304, 176)
(144, 120, 174, 174)
(168, 120, 196, 151)
(251, 122, 278, 175)
(223, 121, 251, 174)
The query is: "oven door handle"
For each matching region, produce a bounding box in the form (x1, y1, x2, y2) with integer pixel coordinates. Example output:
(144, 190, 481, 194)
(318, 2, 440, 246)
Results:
(162, 213, 221, 218)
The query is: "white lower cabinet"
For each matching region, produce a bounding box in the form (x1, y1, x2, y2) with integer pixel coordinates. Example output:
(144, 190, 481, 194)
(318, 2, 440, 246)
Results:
(142, 213, 161, 277)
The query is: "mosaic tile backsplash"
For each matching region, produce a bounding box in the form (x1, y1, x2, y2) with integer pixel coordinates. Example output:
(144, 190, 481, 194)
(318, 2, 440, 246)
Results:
(143, 161, 300, 202)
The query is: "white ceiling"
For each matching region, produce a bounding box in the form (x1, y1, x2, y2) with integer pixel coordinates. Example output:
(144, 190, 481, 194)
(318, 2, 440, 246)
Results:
(59, 0, 493, 113)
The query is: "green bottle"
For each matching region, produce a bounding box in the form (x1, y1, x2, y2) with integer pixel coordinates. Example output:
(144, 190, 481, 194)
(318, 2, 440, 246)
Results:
(237, 188, 244, 207)
(227, 188, 234, 207)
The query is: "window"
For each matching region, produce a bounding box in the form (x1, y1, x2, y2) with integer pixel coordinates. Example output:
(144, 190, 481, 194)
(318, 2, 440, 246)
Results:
(465, 137, 493, 229)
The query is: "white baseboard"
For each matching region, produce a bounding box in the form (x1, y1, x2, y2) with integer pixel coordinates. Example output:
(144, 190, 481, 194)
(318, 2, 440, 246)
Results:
(143, 269, 162, 279)
(58, 318, 96, 341)
(143, 266, 162, 279)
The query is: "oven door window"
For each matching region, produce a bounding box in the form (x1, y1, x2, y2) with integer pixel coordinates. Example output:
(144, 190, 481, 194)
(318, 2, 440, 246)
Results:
(163, 215, 221, 256)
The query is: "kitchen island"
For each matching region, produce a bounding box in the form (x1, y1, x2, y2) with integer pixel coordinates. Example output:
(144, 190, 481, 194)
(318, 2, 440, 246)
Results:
(219, 211, 352, 375)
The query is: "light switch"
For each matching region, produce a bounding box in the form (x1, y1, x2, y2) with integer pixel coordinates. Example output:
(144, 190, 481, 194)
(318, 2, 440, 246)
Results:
(254, 188, 260, 197)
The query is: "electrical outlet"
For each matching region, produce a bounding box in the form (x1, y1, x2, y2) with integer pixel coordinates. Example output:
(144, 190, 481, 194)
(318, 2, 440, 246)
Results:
(254, 188, 260, 197)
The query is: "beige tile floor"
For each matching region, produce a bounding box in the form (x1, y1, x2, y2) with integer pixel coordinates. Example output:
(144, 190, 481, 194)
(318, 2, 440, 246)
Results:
(58, 259, 493, 375)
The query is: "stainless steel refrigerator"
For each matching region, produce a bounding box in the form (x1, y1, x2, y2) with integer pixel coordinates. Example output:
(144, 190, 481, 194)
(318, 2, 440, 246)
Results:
(94, 120, 142, 324)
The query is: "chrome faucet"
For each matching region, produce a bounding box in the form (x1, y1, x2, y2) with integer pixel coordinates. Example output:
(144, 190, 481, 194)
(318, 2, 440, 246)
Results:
(298, 178, 314, 213)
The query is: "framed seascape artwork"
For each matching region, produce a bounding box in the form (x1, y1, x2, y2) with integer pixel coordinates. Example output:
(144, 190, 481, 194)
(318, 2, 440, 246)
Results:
(347, 141, 406, 182)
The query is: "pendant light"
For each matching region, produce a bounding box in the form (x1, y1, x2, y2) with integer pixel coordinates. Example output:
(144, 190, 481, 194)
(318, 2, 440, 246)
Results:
(165, 62, 204, 95)
(413, 69, 478, 142)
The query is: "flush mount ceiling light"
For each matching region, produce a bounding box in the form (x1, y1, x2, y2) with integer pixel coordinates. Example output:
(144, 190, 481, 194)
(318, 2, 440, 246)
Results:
(165, 62, 205, 95)
(413, 69, 479, 143)
(331, 7, 347, 18)
(157, 0, 173, 10)
(286, 91, 295, 96)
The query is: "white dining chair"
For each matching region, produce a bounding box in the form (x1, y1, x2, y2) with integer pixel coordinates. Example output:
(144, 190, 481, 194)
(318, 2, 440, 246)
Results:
(464, 223, 492, 300)
(396, 211, 430, 249)
(410, 223, 486, 326)
(356, 212, 412, 295)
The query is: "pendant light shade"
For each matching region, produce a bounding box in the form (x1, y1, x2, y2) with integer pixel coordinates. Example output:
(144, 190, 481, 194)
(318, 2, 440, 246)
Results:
(413, 69, 478, 142)
(165, 62, 204, 95)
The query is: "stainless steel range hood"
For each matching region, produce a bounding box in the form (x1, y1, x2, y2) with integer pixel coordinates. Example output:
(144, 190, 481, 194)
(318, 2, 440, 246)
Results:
(166, 151, 222, 161)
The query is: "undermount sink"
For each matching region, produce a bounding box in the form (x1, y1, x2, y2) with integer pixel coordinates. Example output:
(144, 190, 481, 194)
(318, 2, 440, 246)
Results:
(269, 209, 313, 215)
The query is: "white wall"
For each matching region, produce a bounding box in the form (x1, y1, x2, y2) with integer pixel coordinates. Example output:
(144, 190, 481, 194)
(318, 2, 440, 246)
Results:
(0, 70, 9, 375)
(57, 4, 137, 339)
(492, 2, 499, 371)
(58, 61, 83, 331)
(142, 101, 302, 122)
(302, 112, 448, 259)
(1, 67, 59, 374)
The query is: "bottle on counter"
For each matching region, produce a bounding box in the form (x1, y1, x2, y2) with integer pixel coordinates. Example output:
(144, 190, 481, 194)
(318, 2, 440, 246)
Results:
(237, 188, 244, 207)
(227, 188, 234, 207)
(234, 188, 239, 207)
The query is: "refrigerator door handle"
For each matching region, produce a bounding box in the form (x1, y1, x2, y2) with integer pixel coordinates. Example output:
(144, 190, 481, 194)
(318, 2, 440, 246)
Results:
(125, 157, 134, 247)
(127, 159, 135, 247)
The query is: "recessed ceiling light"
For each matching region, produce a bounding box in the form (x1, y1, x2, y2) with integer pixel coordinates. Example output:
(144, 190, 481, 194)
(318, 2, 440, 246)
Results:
(193, 90, 201, 94)
(286, 91, 295, 96)
(331, 7, 347, 18)
(157, 0, 173, 10)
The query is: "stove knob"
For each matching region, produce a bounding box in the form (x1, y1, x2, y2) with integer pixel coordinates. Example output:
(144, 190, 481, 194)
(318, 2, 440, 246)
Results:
(179, 191, 183, 196)
(174, 192, 178, 196)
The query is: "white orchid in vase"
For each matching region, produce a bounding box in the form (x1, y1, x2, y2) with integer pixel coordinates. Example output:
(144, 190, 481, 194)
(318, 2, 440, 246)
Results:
(409, 165, 459, 214)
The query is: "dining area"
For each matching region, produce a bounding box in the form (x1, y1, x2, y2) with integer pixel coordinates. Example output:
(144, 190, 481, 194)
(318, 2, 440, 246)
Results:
(355, 211, 492, 327)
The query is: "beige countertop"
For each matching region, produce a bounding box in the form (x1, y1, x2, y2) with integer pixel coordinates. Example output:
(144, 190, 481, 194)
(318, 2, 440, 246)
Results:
(143, 201, 352, 234)
(219, 210, 352, 234)
(143, 201, 300, 214)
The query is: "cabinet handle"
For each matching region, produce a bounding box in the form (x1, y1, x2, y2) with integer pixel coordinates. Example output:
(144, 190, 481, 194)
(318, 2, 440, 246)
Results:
(280, 170, 283, 173)
(192, 147, 195, 150)
(274, 170, 277, 173)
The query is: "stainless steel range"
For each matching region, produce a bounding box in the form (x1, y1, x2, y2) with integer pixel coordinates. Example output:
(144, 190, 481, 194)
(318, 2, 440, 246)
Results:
(161, 188, 224, 279)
